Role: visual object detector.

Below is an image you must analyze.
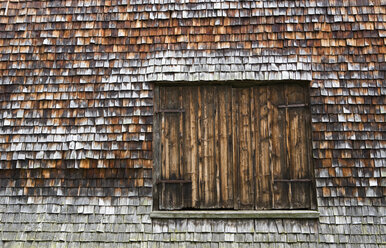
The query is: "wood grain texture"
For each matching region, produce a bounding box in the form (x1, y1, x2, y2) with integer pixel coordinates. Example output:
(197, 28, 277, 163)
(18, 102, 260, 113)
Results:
(287, 84, 312, 209)
(217, 86, 233, 208)
(159, 87, 184, 209)
(257, 87, 271, 209)
(234, 88, 254, 209)
(156, 83, 314, 210)
(268, 86, 288, 209)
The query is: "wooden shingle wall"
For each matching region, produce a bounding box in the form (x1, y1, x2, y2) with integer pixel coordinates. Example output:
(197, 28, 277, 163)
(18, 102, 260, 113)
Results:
(0, 0, 384, 246)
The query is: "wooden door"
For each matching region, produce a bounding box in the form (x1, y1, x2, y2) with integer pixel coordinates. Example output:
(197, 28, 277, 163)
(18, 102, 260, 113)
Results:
(154, 84, 315, 210)
(232, 84, 314, 210)
(155, 85, 233, 210)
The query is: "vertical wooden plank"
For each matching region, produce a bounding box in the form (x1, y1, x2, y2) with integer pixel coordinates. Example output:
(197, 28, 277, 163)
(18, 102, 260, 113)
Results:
(159, 86, 168, 209)
(183, 86, 196, 208)
(180, 87, 192, 208)
(252, 86, 259, 209)
(199, 85, 209, 208)
(226, 87, 234, 208)
(178, 87, 184, 188)
(232, 87, 240, 209)
(192, 86, 200, 208)
(197, 86, 203, 208)
(203, 86, 216, 207)
(250, 87, 257, 209)
(214, 86, 221, 207)
(256, 86, 271, 209)
(218, 86, 233, 208)
(235, 88, 254, 209)
(153, 85, 160, 210)
(268, 85, 289, 209)
(160, 87, 167, 180)
(209, 86, 216, 207)
(200, 86, 207, 207)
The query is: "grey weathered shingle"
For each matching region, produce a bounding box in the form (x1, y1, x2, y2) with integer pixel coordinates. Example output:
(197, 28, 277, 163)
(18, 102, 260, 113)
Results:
(0, 0, 385, 246)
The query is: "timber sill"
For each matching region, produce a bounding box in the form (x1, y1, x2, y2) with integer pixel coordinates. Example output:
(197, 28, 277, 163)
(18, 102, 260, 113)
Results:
(150, 210, 320, 219)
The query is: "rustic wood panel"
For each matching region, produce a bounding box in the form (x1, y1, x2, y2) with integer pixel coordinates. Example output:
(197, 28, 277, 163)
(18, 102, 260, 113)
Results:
(195, 86, 234, 208)
(156, 84, 314, 210)
(159, 87, 184, 210)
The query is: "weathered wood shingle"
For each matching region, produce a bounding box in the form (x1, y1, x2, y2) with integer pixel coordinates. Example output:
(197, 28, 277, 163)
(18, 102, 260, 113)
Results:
(0, 0, 384, 246)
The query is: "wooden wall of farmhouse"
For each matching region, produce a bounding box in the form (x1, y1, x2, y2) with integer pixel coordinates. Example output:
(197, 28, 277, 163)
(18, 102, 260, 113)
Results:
(0, 0, 384, 246)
